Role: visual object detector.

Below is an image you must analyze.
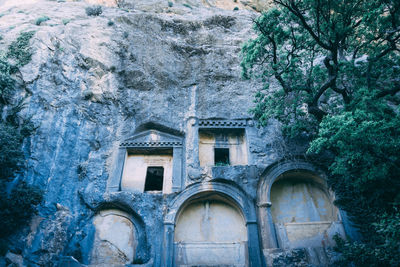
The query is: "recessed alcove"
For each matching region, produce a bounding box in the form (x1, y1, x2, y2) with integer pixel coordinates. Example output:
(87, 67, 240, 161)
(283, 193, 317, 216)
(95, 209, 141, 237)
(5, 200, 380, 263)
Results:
(121, 150, 173, 193)
(257, 164, 347, 251)
(90, 210, 138, 266)
(174, 195, 248, 266)
(199, 128, 247, 167)
(270, 175, 337, 224)
(144, 166, 164, 191)
(107, 129, 183, 194)
(270, 172, 342, 248)
(214, 147, 230, 165)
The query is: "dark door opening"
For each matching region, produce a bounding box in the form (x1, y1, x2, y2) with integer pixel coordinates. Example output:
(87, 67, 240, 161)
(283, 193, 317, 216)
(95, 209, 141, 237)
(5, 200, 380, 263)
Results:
(144, 166, 164, 191)
(214, 148, 230, 166)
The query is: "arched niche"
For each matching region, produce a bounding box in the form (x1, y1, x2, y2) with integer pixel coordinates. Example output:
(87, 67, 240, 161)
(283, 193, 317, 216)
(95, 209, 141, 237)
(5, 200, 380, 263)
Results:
(270, 171, 338, 224)
(257, 161, 346, 251)
(90, 209, 138, 266)
(162, 181, 263, 267)
(174, 195, 248, 266)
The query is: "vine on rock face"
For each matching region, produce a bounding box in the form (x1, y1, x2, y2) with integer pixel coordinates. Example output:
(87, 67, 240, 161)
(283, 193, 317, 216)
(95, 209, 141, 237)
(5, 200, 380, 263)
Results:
(0, 31, 43, 256)
(241, 1, 400, 266)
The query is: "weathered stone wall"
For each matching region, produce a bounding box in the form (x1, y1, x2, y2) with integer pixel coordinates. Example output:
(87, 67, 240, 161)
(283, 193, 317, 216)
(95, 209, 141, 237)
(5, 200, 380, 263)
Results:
(0, 0, 353, 266)
(84, 0, 273, 12)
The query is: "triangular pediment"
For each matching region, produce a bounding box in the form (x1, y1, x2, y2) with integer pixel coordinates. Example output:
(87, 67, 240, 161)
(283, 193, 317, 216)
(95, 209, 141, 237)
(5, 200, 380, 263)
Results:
(121, 130, 183, 147)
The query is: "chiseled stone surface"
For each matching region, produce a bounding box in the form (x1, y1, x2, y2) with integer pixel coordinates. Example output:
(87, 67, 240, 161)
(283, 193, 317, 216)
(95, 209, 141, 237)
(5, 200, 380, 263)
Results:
(0, 0, 350, 266)
(174, 200, 247, 265)
(270, 180, 338, 223)
(175, 201, 247, 242)
(91, 210, 137, 266)
(121, 154, 173, 193)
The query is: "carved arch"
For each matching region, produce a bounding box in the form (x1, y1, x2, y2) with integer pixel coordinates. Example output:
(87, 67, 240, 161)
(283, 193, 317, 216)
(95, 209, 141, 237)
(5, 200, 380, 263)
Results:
(257, 160, 328, 205)
(162, 181, 264, 267)
(257, 160, 345, 250)
(92, 201, 150, 263)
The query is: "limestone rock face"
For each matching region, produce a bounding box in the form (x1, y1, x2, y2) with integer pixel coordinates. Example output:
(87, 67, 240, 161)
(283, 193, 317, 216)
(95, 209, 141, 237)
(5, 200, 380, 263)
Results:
(0, 0, 347, 266)
(83, 0, 272, 11)
(0, 0, 262, 264)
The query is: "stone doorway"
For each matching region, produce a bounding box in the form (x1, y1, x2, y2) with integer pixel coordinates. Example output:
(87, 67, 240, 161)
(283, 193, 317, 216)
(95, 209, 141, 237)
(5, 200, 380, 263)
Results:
(174, 198, 248, 266)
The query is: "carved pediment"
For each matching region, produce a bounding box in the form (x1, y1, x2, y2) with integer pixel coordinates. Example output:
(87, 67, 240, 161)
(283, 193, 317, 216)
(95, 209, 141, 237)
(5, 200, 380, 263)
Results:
(120, 130, 183, 148)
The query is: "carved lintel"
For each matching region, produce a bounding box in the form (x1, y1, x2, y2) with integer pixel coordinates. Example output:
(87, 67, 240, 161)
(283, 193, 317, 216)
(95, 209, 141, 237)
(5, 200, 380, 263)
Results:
(198, 119, 248, 128)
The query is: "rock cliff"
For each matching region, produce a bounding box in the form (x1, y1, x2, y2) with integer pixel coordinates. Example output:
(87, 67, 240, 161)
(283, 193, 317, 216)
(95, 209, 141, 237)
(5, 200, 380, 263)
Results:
(0, 0, 267, 265)
(0, 1, 345, 266)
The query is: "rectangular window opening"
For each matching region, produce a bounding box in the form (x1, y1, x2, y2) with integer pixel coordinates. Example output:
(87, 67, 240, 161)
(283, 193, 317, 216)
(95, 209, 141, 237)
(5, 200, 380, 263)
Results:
(144, 166, 164, 191)
(214, 148, 230, 166)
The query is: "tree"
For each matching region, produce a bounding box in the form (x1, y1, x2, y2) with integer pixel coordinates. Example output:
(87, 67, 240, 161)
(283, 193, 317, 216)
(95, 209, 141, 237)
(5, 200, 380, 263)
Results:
(241, 0, 400, 266)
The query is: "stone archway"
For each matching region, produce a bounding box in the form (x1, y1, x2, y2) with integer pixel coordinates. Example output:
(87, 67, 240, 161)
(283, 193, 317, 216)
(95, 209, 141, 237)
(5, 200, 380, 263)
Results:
(90, 210, 138, 266)
(257, 161, 346, 251)
(174, 196, 248, 266)
(162, 181, 263, 267)
(270, 171, 342, 248)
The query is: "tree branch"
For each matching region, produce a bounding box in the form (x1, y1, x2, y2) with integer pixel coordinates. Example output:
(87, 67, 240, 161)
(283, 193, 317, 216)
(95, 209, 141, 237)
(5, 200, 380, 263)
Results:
(307, 104, 327, 121)
(312, 56, 337, 105)
(376, 84, 400, 98)
(274, 0, 332, 51)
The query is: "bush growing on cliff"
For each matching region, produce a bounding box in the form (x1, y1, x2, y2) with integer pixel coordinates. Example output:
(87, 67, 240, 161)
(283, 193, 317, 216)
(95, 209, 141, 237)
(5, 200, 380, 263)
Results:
(85, 5, 102, 16)
(7, 31, 35, 67)
(35, 16, 50, 26)
(0, 181, 43, 238)
(0, 124, 25, 180)
(333, 211, 400, 266)
(241, 0, 400, 266)
(0, 31, 42, 254)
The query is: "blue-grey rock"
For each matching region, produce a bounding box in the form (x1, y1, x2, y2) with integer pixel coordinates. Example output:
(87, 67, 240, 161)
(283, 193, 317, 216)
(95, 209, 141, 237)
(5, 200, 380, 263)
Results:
(0, 1, 353, 266)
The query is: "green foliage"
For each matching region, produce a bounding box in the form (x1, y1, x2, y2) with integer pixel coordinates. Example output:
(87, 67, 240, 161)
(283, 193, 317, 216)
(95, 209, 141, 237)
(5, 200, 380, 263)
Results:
(308, 92, 400, 230)
(168, 1, 173, 7)
(242, 1, 400, 265)
(334, 211, 400, 267)
(1, 31, 34, 103)
(182, 3, 192, 9)
(7, 31, 35, 67)
(0, 31, 36, 174)
(62, 18, 71, 25)
(35, 16, 50, 26)
(0, 55, 17, 104)
(0, 124, 26, 180)
(107, 20, 114, 26)
(0, 31, 42, 250)
(85, 5, 102, 16)
(0, 181, 43, 239)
